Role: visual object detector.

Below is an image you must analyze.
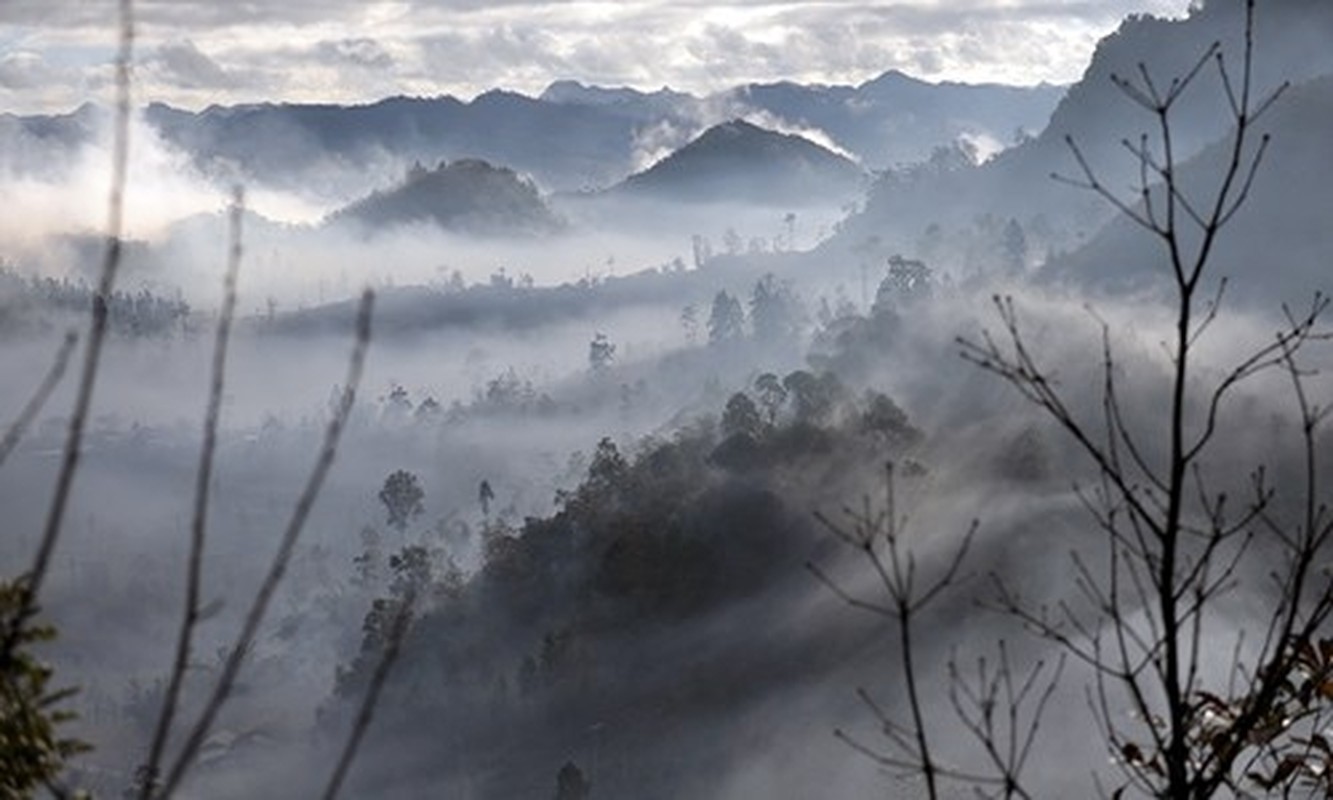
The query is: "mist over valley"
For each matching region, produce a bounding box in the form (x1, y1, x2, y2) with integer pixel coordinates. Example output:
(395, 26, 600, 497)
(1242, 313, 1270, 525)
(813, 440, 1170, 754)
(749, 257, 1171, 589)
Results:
(3, 1, 1333, 798)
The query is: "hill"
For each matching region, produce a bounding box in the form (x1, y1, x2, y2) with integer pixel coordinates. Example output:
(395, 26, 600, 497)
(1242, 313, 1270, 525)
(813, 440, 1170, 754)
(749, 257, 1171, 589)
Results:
(611, 119, 864, 207)
(328, 159, 564, 237)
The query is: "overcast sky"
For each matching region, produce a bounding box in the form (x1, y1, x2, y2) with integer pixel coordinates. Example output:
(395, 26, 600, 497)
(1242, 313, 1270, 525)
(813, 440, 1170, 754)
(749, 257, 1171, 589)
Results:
(0, 0, 1192, 114)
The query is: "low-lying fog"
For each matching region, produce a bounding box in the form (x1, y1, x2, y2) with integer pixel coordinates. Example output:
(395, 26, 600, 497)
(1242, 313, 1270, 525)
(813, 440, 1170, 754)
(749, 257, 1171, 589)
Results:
(5, 3, 1333, 797)
(1, 114, 854, 310)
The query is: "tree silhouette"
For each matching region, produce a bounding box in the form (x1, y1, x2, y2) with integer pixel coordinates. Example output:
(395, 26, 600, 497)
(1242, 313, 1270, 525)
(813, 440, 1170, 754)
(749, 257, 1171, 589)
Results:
(479, 479, 495, 518)
(749, 273, 801, 343)
(958, 3, 1328, 796)
(379, 470, 424, 533)
(707, 290, 745, 345)
(588, 331, 616, 371)
(721, 392, 763, 438)
(553, 761, 591, 800)
(753, 372, 787, 426)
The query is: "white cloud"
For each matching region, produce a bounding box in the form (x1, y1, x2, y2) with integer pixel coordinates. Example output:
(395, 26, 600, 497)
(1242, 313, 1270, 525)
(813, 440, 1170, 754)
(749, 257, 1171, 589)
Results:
(0, 50, 55, 89)
(150, 39, 241, 89)
(0, 1, 1193, 112)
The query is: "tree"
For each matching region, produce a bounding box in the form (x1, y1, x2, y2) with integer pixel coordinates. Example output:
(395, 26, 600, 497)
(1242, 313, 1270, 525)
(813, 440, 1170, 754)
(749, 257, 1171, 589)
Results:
(414, 396, 441, 422)
(478, 479, 495, 518)
(707, 290, 745, 345)
(753, 372, 787, 426)
(0, 579, 89, 797)
(781, 370, 844, 426)
(679, 304, 699, 344)
(721, 392, 763, 439)
(585, 438, 628, 496)
(0, 5, 394, 797)
(554, 761, 591, 800)
(691, 234, 712, 268)
(588, 331, 616, 372)
(387, 545, 432, 600)
(353, 527, 383, 588)
(488, 267, 513, 289)
(484, 367, 528, 411)
(809, 465, 988, 800)
(957, 4, 1330, 796)
(749, 273, 801, 343)
(874, 255, 933, 312)
(859, 390, 920, 447)
(814, 6, 1333, 799)
(379, 470, 424, 533)
(383, 383, 412, 420)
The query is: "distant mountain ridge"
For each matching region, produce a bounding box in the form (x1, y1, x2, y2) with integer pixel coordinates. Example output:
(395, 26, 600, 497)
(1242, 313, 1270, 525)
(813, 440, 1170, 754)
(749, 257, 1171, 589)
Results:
(720, 70, 1062, 168)
(143, 91, 636, 198)
(127, 69, 1063, 199)
(0, 102, 101, 178)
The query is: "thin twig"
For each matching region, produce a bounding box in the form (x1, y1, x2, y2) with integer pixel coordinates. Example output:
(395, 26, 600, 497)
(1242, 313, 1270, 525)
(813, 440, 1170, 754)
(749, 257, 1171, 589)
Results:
(0, 331, 78, 470)
(2, 0, 134, 666)
(140, 186, 245, 798)
(157, 289, 375, 799)
(322, 588, 415, 800)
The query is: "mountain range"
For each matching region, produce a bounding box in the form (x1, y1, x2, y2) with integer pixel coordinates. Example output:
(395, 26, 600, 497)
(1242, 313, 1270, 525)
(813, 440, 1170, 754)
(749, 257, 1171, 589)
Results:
(318, 117, 865, 236)
(0, 69, 1062, 202)
(10, 0, 1332, 310)
(829, 0, 1333, 260)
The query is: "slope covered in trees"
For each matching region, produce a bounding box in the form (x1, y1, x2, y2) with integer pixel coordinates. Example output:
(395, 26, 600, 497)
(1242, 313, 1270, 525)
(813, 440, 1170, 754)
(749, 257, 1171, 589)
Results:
(332, 379, 924, 797)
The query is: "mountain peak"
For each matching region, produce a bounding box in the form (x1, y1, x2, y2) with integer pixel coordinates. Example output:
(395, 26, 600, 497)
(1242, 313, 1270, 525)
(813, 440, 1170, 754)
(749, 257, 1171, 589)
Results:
(615, 119, 863, 206)
(700, 118, 765, 138)
(858, 69, 930, 90)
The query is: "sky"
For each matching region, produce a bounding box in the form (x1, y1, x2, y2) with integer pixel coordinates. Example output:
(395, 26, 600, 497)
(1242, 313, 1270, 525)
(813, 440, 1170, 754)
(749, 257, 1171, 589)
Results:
(0, 0, 1192, 114)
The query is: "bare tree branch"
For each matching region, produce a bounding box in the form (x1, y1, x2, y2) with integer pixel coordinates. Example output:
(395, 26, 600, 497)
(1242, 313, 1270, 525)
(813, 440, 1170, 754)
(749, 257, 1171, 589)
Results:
(322, 587, 415, 800)
(157, 289, 375, 799)
(0, 331, 78, 470)
(140, 186, 246, 799)
(1, 0, 134, 670)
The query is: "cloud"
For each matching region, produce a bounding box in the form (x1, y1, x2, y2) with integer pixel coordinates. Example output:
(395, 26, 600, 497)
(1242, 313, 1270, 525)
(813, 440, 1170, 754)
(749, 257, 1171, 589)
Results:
(0, 50, 57, 89)
(0, 1, 1193, 112)
(151, 39, 240, 89)
(316, 38, 395, 70)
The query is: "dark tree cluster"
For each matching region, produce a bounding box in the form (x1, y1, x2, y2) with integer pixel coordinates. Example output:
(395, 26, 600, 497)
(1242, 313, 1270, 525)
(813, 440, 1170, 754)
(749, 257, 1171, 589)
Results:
(327, 381, 924, 795)
(711, 370, 921, 472)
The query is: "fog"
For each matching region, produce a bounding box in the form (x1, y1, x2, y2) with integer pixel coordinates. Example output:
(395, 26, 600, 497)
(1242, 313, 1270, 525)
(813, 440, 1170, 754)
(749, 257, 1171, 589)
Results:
(3, 1, 1333, 798)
